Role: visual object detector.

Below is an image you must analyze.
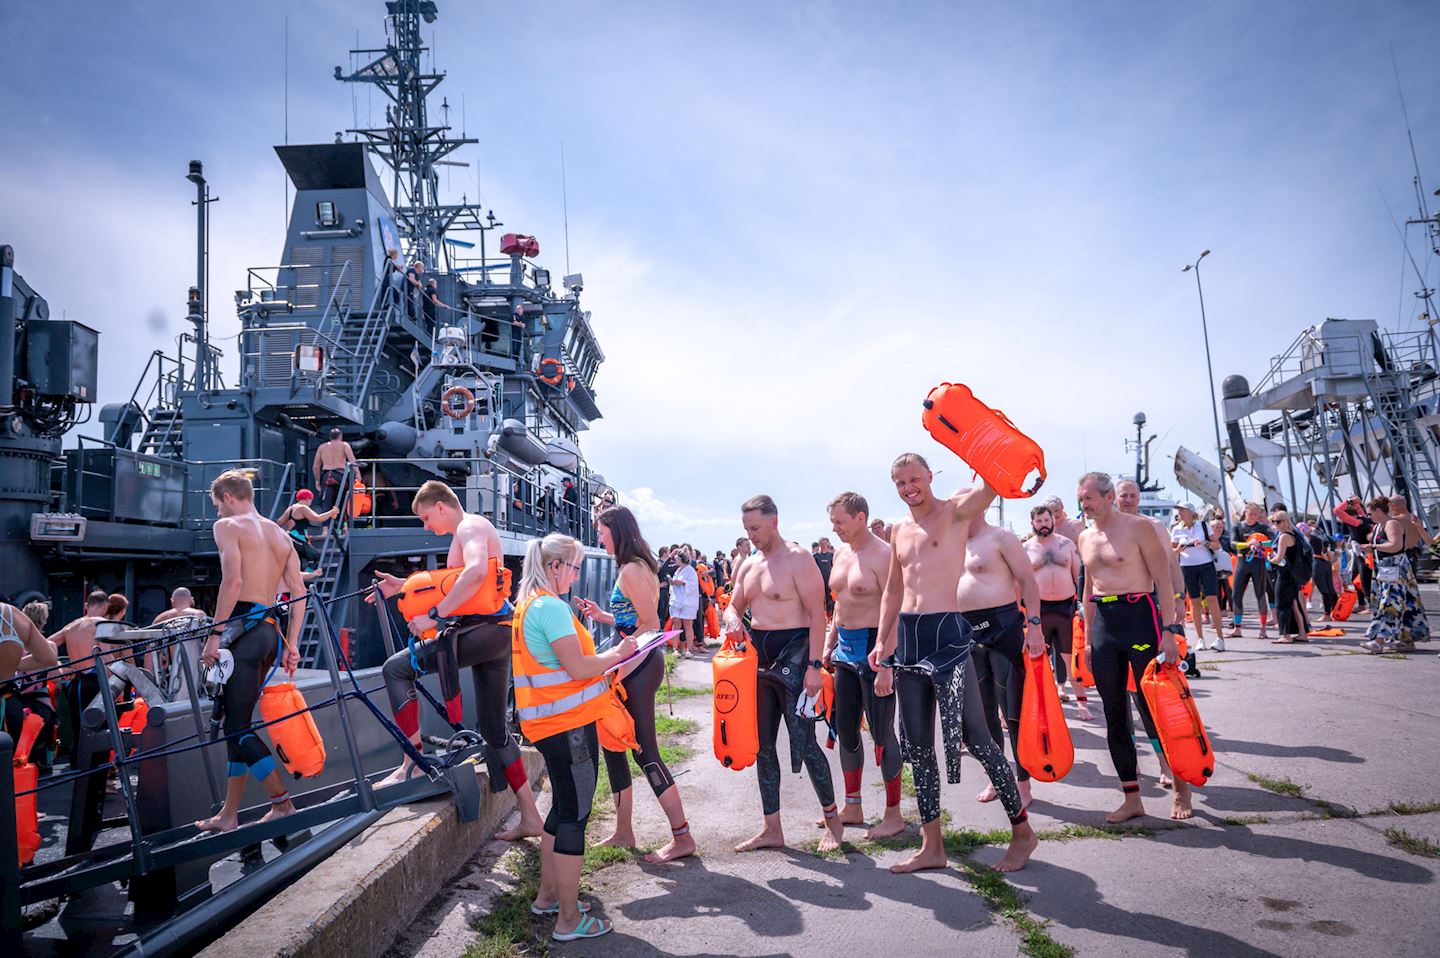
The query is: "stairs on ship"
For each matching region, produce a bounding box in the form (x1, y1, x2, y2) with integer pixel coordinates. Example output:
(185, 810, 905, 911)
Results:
(296, 464, 358, 668)
(136, 407, 184, 458)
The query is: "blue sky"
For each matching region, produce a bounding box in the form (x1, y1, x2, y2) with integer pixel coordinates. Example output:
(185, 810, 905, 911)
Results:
(4, 1, 1439, 547)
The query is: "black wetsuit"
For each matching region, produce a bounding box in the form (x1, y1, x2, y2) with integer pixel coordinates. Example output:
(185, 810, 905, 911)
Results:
(1038, 597, 1084, 700)
(1273, 537, 1310, 637)
(749, 627, 835, 817)
(1087, 593, 1163, 783)
(1310, 533, 1339, 616)
(831, 627, 903, 807)
(380, 610, 526, 794)
(894, 612, 1026, 826)
(217, 601, 282, 781)
(601, 633, 677, 800)
(962, 603, 1029, 783)
(285, 511, 320, 566)
(1231, 521, 1275, 627)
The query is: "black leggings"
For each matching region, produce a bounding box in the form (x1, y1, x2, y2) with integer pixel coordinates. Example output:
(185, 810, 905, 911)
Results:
(534, 722, 599, 856)
(895, 661, 1025, 825)
(1313, 561, 1338, 615)
(1231, 560, 1270, 625)
(220, 615, 280, 781)
(602, 648, 675, 798)
(751, 628, 834, 817)
(963, 604, 1028, 783)
(1039, 597, 1083, 699)
(1088, 594, 1162, 784)
(1216, 571, 1232, 614)
(381, 618, 525, 793)
(832, 659, 903, 804)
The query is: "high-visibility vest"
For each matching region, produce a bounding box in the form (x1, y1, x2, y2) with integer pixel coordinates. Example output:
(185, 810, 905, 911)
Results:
(511, 591, 614, 741)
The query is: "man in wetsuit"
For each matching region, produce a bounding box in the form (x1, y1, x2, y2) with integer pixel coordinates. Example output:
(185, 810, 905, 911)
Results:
(1077, 472, 1192, 822)
(819, 492, 904, 840)
(196, 470, 305, 833)
(1024, 506, 1090, 719)
(370, 480, 544, 841)
(723, 494, 842, 854)
(813, 537, 836, 619)
(312, 427, 359, 513)
(960, 510, 1046, 809)
(869, 455, 1037, 874)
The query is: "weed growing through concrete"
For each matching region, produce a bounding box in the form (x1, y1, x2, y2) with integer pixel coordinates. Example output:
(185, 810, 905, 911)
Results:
(1384, 827, 1440, 859)
(1221, 814, 1272, 826)
(1384, 801, 1440, 816)
(1246, 772, 1306, 798)
(956, 859, 1075, 958)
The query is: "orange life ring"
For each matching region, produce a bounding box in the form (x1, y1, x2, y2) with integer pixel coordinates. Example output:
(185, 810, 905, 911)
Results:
(538, 357, 564, 385)
(441, 386, 475, 419)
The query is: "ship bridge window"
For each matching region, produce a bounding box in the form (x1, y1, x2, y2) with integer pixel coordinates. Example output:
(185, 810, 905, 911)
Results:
(316, 201, 341, 228)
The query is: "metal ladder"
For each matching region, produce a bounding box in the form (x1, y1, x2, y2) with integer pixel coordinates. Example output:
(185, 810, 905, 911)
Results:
(1365, 339, 1440, 531)
(295, 463, 357, 667)
(324, 277, 395, 410)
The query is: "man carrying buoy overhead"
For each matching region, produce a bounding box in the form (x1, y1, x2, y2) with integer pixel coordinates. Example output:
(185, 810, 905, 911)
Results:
(820, 492, 905, 840)
(723, 495, 842, 854)
(869, 455, 1038, 873)
(369, 480, 544, 841)
(1076, 472, 1193, 821)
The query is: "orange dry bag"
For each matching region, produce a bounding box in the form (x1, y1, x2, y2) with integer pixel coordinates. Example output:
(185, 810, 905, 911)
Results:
(1130, 633, 1185, 693)
(1018, 652, 1074, 782)
(1139, 659, 1215, 788)
(1070, 616, 1094, 688)
(259, 683, 327, 779)
(397, 559, 513, 631)
(1332, 589, 1357, 621)
(349, 479, 373, 517)
(712, 633, 759, 771)
(14, 711, 44, 866)
(596, 680, 640, 753)
(705, 604, 719, 640)
(921, 382, 1046, 498)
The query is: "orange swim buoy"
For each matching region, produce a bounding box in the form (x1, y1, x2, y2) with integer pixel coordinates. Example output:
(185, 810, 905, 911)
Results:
(349, 479, 373, 517)
(1139, 658, 1215, 787)
(1332, 589, 1358, 621)
(537, 357, 564, 385)
(712, 633, 759, 771)
(14, 711, 44, 866)
(1070, 616, 1095, 688)
(1018, 652, 1074, 782)
(441, 385, 475, 419)
(704, 603, 719, 639)
(921, 382, 1046, 498)
(396, 559, 513, 636)
(259, 683, 328, 779)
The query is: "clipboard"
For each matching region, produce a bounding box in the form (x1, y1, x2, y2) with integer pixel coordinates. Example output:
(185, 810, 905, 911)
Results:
(604, 629, 679, 675)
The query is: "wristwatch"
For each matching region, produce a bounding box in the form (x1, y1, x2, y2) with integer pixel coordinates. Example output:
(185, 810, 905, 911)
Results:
(1026, 615, 1041, 626)
(1164, 624, 1185, 636)
(809, 659, 824, 670)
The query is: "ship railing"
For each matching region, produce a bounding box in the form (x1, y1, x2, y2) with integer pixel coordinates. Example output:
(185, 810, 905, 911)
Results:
(268, 461, 297, 521)
(182, 457, 294, 527)
(243, 264, 350, 313)
(239, 324, 354, 390)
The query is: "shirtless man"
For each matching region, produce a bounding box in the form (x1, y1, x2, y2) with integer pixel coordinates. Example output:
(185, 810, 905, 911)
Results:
(723, 495, 841, 854)
(819, 492, 904, 840)
(869, 455, 1037, 874)
(1044, 494, 1087, 545)
(51, 592, 130, 747)
(48, 590, 111, 663)
(196, 470, 305, 833)
(152, 587, 208, 626)
(1076, 472, 1192, 821)
(959, 510, 1046, 809)
(1023, 506, 1091, 719)
(312, 427, 359, 513)
(370, 480, 543, 840)
(0, 601, 59, 683)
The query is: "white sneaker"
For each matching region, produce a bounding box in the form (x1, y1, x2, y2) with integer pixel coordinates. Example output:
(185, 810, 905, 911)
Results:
(1195, 637, 1208, 651)
(1211, 637, 1226, 653)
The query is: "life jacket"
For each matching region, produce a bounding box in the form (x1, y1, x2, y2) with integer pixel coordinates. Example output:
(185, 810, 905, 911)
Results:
(1018, 652, 1074, 782)
(260, 683, 328, 779)
(14, 711, 44, 866)
(397, 559, 513, 635)
(349, 479, 373, 517)
(510, 591, 626, 743)
(921, 382, 1046, 498)
(1139, 658, 1215, 787)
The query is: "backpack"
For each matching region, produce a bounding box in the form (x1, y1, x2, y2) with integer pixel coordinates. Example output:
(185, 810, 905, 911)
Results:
(1289, 534, 1313, 586)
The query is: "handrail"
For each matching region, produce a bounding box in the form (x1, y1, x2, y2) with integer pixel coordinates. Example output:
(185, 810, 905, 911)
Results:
(268, 462, 296, 521)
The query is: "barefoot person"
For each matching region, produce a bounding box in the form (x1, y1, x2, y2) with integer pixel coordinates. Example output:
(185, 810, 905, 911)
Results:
(819, 492, 905, 841)
(369, 481, 543, 841)
(195, 470, 304, 833)
(1023, 505, 1091, 720)
(152, 587, 208, 626)
(312, 427, 359, 513)
(0, 602, 59, 684)
(575, 506, 696, 863)
(960, 510, 1047, 810)
(723, 495, 843, 854)
(1076, 472, 1192, 822)
(514, 533, 636, 942)
(869, 455, 1038, 874)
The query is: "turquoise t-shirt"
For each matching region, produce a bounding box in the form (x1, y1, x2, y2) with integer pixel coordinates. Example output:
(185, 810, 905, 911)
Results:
(521, 595, 578, 670)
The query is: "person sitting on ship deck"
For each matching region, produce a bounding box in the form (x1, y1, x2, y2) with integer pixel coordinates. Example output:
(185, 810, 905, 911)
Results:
(50, 591, 131, 758)
(195, 470, 305, 833)
(152, 587, 209, 626)
(277, 489, 339, 570)
(1, 600, 59, 708)
(312, 428, 359, 514)
(369, 480, 546, 841)
(3, 601, 60, 765)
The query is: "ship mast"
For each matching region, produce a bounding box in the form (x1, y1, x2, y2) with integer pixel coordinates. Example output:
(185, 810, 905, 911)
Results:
(335, 0, 484, 269)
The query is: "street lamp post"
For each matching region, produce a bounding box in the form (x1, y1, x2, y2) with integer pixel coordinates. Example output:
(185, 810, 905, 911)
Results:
(1182, 250, 1231, 533)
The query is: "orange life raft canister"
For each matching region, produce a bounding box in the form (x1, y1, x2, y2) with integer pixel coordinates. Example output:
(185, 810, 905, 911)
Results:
(14, 711, 44, 866)
(1138, 659, 1215, 787)
(397, 559, 513, 634)
(921, 382, 1047, 498)
(712, 633, 759, 771)
(259, 683, 327, 779)
(1070, 616, 1095, 688)
(1018, 652, 1074, 782)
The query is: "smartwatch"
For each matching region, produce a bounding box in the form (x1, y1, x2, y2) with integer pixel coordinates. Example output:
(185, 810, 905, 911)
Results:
(809, 659, 824, 670)
(1026, 615, 1042, 626)
(1164, 624, 1185, 636)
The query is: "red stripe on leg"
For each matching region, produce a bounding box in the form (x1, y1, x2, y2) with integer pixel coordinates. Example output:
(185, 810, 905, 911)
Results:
(395, 700, 420, 738)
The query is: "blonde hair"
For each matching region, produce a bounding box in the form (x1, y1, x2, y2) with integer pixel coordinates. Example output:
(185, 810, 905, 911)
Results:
(21, 601, 49, 631)
(412, 480, 461, 513)
(517, 533, 582, 602)
(210, 469, 254, 502)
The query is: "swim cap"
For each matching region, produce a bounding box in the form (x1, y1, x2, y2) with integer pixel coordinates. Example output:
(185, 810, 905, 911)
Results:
(296, 489, 315, 501)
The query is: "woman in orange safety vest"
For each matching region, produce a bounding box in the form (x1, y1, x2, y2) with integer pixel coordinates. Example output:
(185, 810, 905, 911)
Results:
(512, 533, 636, 943)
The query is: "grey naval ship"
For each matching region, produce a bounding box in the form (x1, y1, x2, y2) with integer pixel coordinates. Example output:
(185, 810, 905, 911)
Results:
(2, 2, 619, 952)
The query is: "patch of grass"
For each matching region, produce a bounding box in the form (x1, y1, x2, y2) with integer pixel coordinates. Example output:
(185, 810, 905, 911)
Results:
(653, 716, 698, 737)
(955, 859, 1075, 958)
(1384, 827, 1440, 859)
(942, 827, 1013, 856)
(899, 765, 916, 798)
(1035, 823, 1157, 842)
(1221, 814, 1272, 826)
(1379, 652, 1409, 660)
(583, 843, 638, 872)
(659, 683, 711, 700)
(1384, 800, 1440, 817)
(1246, 772, 1306, 798)
(465, 845, 544, 958)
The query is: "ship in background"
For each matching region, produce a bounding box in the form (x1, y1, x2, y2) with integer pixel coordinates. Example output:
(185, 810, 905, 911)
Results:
(2, 0, 616, 665)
